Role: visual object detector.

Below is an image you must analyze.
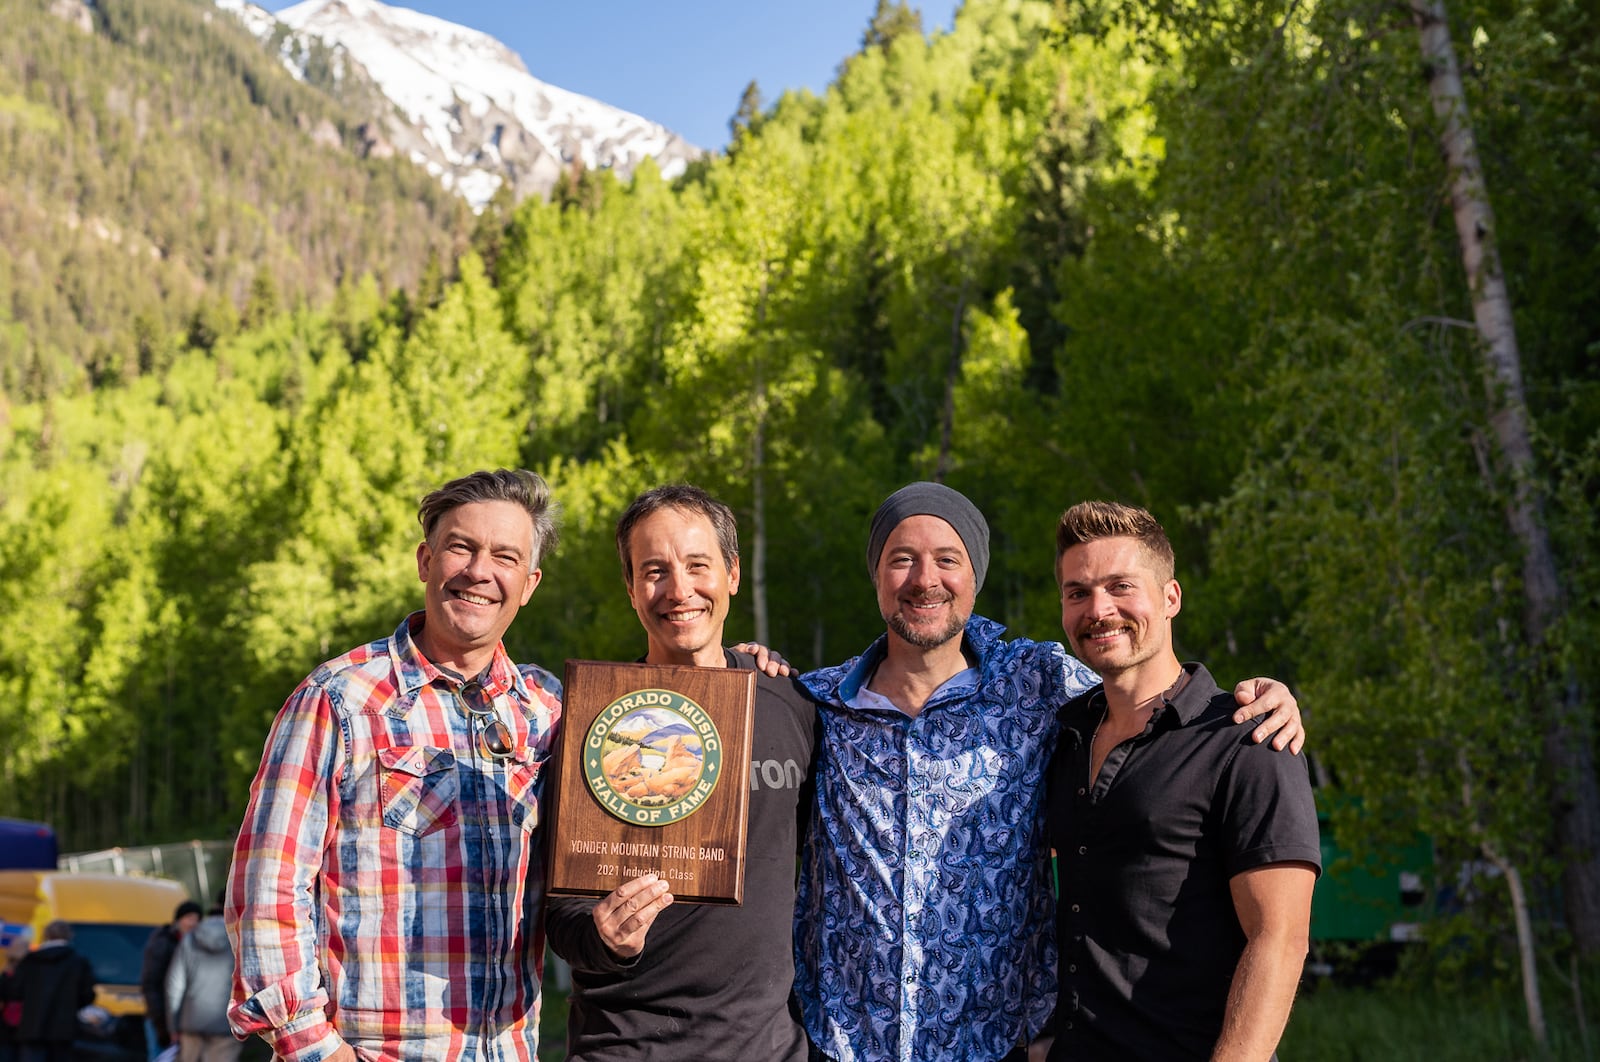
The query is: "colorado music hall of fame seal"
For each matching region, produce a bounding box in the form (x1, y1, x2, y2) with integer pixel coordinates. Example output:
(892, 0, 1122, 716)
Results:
(583, 689, 723, 826)
(547, 660, 754, 904)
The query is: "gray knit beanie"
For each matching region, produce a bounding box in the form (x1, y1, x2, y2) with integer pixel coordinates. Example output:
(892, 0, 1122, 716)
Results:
(867, 482, 990, 593)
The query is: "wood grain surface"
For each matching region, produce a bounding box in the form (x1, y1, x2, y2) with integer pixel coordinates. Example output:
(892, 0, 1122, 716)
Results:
(546, 660, 754, 904)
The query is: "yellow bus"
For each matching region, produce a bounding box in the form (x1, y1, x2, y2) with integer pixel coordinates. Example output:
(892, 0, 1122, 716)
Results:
(0, 870, 191, 1055)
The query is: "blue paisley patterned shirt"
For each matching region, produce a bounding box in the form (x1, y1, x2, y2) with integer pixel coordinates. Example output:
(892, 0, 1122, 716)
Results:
(795, 615, 1100, 1062)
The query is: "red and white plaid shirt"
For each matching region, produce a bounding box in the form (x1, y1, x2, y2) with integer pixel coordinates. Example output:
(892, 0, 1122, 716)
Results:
(225, 613, 561, 1062)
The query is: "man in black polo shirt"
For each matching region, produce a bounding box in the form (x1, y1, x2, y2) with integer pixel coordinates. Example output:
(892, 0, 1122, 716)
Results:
(1047, 501, 1321, 1061)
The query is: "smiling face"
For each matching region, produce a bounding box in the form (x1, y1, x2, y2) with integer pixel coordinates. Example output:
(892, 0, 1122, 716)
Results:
(874, 514, 975, 652)
(415, 499, 541, 677)
(625, 506, 740, 667)
(1057, 535, 1181, 682)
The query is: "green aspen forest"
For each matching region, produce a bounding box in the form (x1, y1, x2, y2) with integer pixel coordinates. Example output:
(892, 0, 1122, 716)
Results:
(3, 0, 1599, 1048)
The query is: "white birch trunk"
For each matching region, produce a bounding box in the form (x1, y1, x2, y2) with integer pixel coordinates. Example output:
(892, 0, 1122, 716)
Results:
(1460, 752, 1548, 1044)
(1413, 0, 1600, 955)
(751, 278, 770, 646)
(1486, 846, 1549, 1047)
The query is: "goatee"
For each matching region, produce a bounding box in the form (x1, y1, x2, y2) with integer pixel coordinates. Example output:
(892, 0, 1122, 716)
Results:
(887, 610, 966, 649)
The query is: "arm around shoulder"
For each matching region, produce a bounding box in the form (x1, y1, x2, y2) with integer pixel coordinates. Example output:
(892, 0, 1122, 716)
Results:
(1230, 678, 1305, 755)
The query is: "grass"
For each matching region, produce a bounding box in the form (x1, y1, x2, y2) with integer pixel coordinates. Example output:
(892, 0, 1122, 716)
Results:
(1282, 979, 1597, 1061)
(537, 969, 1600, 1061)
(539, 985, 569, 1061)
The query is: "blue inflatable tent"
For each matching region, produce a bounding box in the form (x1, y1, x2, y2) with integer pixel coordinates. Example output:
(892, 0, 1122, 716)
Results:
(0, 817, 57, 870)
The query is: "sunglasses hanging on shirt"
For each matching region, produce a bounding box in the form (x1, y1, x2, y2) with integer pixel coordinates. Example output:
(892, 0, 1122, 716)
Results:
(460, 682, 514, 761)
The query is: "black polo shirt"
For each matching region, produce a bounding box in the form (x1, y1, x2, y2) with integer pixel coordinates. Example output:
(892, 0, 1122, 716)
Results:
(1046, 662, 1321, 1061)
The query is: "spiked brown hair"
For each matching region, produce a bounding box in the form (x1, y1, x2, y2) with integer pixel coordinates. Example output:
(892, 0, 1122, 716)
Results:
(1054, 500, 1175, 582)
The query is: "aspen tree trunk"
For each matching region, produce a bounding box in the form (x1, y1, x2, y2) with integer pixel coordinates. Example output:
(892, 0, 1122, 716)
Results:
(1491, 849, 1550, 1047)
(1414, 0, 1600, 954)
(1460, 752, 1548, 1043)
(751, 276, 770, 645)
(752, 409, 769, 645)
(934, 276, 971, 483)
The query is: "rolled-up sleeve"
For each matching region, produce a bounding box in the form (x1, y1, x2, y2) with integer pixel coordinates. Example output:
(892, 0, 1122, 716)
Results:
(224, 680, 346, 1062)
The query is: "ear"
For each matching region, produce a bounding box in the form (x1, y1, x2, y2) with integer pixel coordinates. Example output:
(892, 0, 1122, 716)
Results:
(728, 555, 742, 596)
(1165, 579, 1182, 619)
(622, 564, 642, 610)
(519, 568, 541, 605)
(416, 540, 432, 583)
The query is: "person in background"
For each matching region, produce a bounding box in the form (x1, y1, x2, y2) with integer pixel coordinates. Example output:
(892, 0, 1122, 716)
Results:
(141, 900, 201, 1060)
(166, 902, 240, 1062)
(11, 921, 95, 1062)
(226, 469, 562, 1062)
(1, 935, 32, 1062)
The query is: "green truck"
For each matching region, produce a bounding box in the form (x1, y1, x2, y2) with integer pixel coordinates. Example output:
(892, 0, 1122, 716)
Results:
(1308, 795, 1434, 982)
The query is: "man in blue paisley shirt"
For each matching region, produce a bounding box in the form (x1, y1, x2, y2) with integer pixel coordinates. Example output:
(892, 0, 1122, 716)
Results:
(794, 482, 1305, 1062)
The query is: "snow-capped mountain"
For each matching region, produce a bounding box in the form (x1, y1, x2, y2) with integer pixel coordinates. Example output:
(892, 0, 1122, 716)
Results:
(216, 0, 702, 208)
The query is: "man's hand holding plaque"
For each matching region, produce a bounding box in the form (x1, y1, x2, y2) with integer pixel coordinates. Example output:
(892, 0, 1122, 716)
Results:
(592, 872, 674, 959)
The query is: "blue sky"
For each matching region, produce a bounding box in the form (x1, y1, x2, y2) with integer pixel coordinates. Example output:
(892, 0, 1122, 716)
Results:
(268, 1, 961, 149)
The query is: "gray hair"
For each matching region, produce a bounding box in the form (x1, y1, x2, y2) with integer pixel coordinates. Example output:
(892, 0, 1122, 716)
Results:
(418, 469, 560, 571)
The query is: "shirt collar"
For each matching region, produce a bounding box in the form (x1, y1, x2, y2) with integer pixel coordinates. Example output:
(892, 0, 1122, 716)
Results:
(833, 614, 1006, 706)
(1163, 661, 1222, 723)
(844, 668, 980, 713)
(389, 612, 530, 709)
(1062, 661, 1219, 741)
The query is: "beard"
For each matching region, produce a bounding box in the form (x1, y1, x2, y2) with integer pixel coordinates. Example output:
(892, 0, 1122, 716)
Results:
(886, 607, 967, 650)
(1071, 622, 1155, 677)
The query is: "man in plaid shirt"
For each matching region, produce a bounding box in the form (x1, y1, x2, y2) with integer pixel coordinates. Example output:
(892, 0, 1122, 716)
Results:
(225, 469, 563, 1062)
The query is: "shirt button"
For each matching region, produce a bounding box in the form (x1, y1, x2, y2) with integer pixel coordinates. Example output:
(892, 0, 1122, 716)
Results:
(1070, 904, 1081, 913)
(1078, 845, 1088, 855)
(1068, 964, 1077, 973)
(1077, 787, 1086, 796)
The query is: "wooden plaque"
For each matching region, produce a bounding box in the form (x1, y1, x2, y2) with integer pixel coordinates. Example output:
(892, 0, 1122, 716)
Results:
(546, 660, 755, 905)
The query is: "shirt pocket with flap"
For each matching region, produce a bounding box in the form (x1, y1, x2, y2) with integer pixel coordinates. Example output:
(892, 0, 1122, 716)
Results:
(378, 744, 460, 836)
